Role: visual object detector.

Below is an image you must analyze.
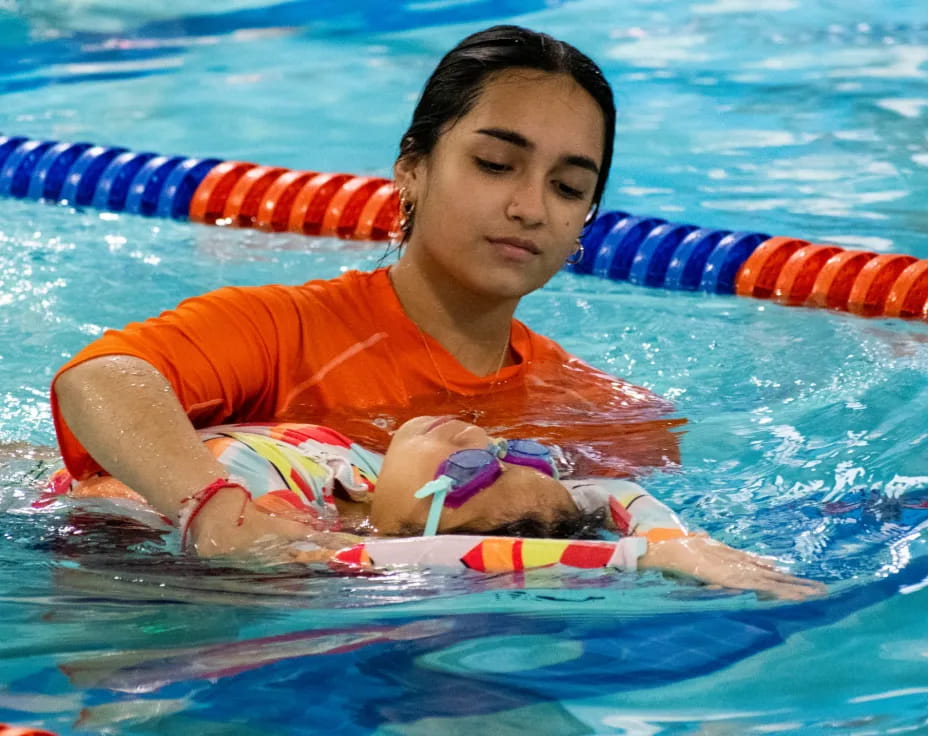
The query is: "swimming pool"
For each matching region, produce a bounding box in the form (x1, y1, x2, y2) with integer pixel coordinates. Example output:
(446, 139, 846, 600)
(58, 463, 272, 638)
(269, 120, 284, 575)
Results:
(2, 0, 928, 733)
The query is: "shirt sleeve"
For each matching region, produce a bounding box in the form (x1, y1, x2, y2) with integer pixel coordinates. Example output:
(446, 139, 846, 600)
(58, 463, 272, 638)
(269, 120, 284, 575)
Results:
(51, 285, 297, 479)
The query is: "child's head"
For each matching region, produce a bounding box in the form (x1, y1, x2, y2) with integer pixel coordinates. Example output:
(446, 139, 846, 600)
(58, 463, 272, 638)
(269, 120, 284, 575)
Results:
(370, 415, 603, 537)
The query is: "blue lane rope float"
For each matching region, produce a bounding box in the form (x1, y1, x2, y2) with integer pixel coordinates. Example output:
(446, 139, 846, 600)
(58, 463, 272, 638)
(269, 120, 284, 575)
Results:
(26, 141, 93, 200)
(699, 232, 771, 294)
(628, 222, 696, 287)
(0, 133, 926, 319)
(591, 215, 666, 281)
(91, 150, 156, 211)
(0, 139, 56, 198)
(664, 228, 733, 291)
(58, 145, 128, 206)
(156, 157, 222, 219)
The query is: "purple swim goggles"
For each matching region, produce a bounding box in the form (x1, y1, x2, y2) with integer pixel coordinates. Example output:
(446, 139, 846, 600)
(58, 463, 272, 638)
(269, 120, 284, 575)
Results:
(414, 439, 559, 536)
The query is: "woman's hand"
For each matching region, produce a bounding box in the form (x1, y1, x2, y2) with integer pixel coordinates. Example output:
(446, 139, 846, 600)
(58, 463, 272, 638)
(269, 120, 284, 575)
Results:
(639, 534, 826, 601)
(190, 492, 363, 564)
(187, 489, 340, 561)
(282, 532, 365, 565)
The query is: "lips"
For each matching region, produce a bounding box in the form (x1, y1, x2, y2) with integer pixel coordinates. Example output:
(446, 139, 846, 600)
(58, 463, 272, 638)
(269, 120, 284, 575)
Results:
(426, 415, 455, 432)
(487, 236, 541, 255)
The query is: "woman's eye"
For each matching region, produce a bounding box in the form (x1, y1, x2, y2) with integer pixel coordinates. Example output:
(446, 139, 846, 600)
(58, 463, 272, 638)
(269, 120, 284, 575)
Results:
(556, 181, 585, 200)
(475, 157, 509, 173)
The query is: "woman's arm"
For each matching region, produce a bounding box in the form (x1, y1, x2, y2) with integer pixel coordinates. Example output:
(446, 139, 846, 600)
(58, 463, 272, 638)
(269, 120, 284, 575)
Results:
(639, 535, 827, 600)
(565, 478, 824, 599)
(55, 355, 224, 515)
(54, 355, 316, 557)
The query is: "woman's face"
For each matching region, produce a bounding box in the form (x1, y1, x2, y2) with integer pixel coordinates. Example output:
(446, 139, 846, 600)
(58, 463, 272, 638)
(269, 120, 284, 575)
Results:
(395, 68, 605, 301)
(370, 415, 578, 535)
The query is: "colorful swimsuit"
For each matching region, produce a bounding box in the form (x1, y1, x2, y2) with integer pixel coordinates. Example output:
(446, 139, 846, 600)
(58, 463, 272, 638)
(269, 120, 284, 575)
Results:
(43, 422, 381, 532)
(198, 423, 381, 529)
(43, 422, 689, 572)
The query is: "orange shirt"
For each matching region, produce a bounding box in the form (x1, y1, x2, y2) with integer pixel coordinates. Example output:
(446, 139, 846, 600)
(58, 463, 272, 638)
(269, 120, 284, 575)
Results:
(52, 268, 683, 479)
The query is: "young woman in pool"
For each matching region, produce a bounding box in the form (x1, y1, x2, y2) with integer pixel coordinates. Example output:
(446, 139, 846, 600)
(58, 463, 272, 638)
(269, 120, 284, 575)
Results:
(47, 415, 824, 600)
(53, 26, 679, 556)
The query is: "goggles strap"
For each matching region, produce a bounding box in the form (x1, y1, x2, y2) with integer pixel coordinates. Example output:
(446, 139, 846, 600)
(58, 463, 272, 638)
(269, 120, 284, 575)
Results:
(415, 476, 453, 536)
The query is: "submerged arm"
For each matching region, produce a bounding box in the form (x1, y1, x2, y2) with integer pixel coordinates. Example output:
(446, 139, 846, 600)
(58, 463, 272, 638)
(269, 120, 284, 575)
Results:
(565, 477, 824, 600)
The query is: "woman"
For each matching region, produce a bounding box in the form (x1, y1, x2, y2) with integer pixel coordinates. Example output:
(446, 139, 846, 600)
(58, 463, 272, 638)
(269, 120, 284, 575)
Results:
(52, 26, 683, 556)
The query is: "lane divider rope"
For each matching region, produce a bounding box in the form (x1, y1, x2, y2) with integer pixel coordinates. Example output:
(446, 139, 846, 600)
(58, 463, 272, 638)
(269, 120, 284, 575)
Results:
(2, 134, 925, 320)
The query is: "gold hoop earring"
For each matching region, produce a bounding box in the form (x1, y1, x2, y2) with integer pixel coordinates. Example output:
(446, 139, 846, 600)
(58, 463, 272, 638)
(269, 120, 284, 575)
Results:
(390, 186, 416, 246)
(566, 239, 584, 266)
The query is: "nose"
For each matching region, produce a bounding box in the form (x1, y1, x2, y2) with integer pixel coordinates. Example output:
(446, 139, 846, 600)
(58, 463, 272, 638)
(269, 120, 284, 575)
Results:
(505, 174, 546, 227)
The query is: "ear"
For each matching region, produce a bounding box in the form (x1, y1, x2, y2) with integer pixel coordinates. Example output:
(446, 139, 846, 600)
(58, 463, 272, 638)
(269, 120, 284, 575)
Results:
(393, 154, 425, 200)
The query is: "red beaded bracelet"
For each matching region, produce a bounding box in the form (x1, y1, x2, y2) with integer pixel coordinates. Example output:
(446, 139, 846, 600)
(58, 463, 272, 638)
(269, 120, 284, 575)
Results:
(177, 477, 252, 551)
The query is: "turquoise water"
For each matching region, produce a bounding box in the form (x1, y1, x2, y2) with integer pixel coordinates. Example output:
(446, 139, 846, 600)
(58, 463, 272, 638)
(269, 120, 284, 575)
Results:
(1, 1, 928, 733)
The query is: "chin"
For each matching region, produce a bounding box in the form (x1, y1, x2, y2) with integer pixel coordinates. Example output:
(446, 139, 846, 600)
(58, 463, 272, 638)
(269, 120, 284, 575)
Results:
(468, 268, 552, 301)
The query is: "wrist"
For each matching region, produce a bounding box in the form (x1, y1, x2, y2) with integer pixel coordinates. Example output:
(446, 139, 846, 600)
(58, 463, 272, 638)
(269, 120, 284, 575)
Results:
(178, 478, 252, 551)
(637, 532, 710, 571)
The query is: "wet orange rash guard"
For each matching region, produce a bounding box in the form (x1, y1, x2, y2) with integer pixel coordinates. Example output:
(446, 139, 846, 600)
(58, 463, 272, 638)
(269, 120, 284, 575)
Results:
(52, 268, 684, 480)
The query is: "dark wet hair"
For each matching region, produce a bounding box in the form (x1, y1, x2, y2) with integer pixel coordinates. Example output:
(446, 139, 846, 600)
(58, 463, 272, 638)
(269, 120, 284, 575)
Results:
(398, 24, 616, 219)
(453, 506, 607, 539)
(396, 507, 607, 540)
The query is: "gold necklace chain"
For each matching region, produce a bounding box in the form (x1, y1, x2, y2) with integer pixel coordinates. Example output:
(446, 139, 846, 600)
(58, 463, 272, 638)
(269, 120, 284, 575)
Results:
(416, 326, 452, 400)
(415, 325, 511, 400)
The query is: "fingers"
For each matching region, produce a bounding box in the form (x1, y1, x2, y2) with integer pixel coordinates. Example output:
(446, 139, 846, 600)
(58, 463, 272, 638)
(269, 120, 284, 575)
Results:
(749, 567, 827, 596)
(192, 501, 325, 558)
(712, 556, 828, 600)
(283, 545, 338, 564)
(682, 537, 827, 600)
(752, 577, 827, 601)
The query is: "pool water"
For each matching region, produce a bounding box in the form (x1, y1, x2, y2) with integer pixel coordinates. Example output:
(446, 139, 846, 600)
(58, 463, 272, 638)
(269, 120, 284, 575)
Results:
(2, 1, 928, 733)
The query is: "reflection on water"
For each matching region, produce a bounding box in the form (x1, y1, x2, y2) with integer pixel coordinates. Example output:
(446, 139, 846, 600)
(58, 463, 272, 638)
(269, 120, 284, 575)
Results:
(2, 436, 928, 733)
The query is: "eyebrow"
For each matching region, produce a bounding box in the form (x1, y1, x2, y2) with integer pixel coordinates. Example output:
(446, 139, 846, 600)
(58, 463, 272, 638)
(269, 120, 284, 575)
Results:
(475, 127, 600, 176)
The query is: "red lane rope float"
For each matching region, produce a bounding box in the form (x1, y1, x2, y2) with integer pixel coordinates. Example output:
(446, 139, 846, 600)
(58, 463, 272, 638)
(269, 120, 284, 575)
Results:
(847, 254, 919, 317)
(355, 181, 399, 241)
(735, 237, 808, 299)
(189, 161, 256, 224)
(884, 259, 928, 318)
(320, 176, 391, 239)
(731, 237, 928, 319)
(287, 173, 352, 235)
(807, 250, 878, 310)
(772, 244, 844, 306)
(221, 165, 288, 228)
(184, 162, 398, 240)
(255, 169, 317, 232)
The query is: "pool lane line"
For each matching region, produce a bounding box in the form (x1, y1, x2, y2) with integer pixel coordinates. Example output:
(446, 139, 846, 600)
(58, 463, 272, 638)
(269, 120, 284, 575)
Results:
(1, 134, 926, 321)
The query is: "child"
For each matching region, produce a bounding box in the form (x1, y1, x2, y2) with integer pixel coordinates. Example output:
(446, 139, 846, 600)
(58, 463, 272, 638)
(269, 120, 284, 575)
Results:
(44, 415, 825, 600)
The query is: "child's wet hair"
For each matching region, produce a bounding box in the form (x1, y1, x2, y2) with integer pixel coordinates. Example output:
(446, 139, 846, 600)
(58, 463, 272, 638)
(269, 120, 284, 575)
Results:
(395, 506, 607, 539)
